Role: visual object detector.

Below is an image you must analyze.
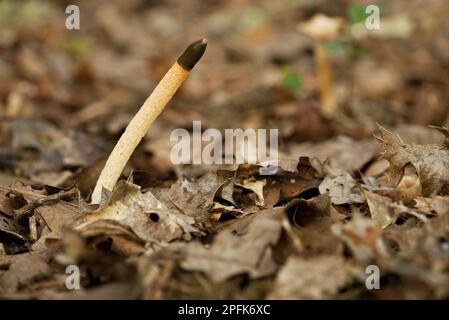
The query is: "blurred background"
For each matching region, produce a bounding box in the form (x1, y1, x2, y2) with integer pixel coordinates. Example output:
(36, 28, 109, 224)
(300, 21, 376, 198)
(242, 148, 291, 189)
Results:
(0, 0, 448, 192)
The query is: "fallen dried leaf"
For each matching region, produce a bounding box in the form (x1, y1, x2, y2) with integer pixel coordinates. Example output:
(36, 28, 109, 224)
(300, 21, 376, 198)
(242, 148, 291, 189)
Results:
(269, 255, 356, 299)
(319, 165, 364, 204)
(76, 181, 199, 243)
(376, 125, 449, 196)
(180, 217, 282, 282)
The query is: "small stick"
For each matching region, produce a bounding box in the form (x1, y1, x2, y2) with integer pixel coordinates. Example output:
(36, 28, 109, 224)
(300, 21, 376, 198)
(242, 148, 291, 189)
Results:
(91, 39, 208, 204)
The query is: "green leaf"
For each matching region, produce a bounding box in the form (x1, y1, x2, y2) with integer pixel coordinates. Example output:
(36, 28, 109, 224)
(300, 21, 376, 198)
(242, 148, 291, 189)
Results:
(63, 35, 92, 56)
(281, 71, 302, 92)
(325, 41, 348, 55)
(347, 4, 367, 24)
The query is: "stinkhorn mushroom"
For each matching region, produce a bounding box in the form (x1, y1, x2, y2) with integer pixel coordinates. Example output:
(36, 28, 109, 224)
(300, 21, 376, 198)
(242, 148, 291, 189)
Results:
(91, 39, 208, 204)
(298, 14, 343, 118)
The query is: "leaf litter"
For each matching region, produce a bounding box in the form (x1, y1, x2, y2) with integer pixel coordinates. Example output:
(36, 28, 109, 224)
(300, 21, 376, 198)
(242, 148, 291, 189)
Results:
(1, 124, 448, 299)
(0, 0, 448, 300)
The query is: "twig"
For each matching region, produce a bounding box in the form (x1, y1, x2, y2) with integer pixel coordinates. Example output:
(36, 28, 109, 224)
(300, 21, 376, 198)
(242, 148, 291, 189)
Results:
(13, 189, 78, 221)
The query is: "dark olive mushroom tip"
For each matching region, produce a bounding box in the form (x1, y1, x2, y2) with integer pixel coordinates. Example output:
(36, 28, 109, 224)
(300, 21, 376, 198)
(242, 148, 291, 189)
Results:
(177, 38, 208, 71)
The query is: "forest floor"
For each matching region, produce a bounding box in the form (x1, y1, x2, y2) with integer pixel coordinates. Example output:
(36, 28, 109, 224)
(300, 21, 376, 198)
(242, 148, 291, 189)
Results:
(0, 0, 448, 299)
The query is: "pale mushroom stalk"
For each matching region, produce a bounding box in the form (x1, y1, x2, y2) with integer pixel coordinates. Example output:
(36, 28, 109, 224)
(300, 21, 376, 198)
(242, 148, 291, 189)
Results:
(298, 14, 343, 118)
(91, 39, 207, 204)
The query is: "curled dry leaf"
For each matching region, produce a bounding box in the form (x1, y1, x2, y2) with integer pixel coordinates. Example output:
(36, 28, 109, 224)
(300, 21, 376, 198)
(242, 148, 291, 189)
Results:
(210, 202, 244, 221)
(10, 119, 102, 177)
(178, 172, 229, 206)
(285, 194, 342, 255)
(376, 125, 449, 196)
(0, 214, 26, 242)
(395, 165, 423, 204)
(285, 194, 331, 229)
(76, 180, 199, 243)
(263, 157, 323, 208)
(76, 219, 146, 256)
(414, 196, 449, 216)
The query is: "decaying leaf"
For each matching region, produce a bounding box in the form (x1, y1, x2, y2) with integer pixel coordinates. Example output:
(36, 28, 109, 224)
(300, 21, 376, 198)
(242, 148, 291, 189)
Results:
(1, 0, 449, 300)
(376, 125, 449, 196)
(210, 202, 244, 221)
(362, 190, 397, 229)
(235, 178, 266, 206)
(178, 172, 229, 206)
(289, 136, 378, 172)
(9, 119, 102, 177)
(0, 251, 51, 295)
(319, 165, 364, 204)
(0, 214, 26, 241)
(76, 220, 146, 256)
(332, 214, 388, 263)
(414, 196, 449, 216)
(158, 180, 211, 226)
(285, 194, 331, 228)
(269, 255, 356, 299)
(180, 217, 282, 282)
(285, 194, 342, 255)
(0, 183, 79, 252)
(76, 181, 199, 243)
(395, 164, 423, 204)
(263, 157, 323, 208)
